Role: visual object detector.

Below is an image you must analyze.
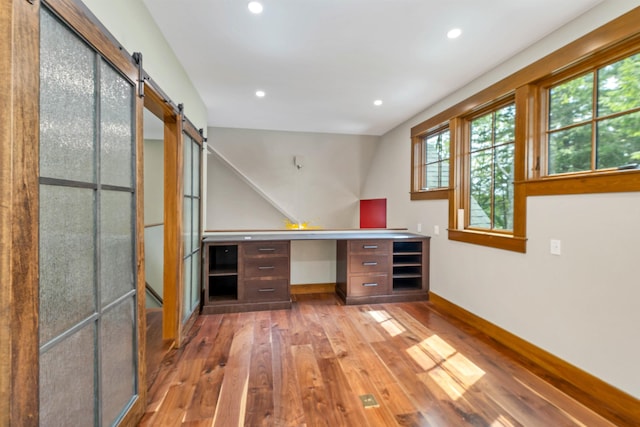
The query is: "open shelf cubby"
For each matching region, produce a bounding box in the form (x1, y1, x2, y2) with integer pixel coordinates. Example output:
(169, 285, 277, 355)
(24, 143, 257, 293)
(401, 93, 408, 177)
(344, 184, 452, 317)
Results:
(392, 240, 423, 291)
(208, 244, 239, 302)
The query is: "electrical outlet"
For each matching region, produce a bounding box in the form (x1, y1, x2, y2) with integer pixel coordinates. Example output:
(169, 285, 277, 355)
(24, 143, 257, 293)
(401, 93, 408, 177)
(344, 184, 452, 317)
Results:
(434, 225, 440, 235)
(550, 239, 561, 255)
(417, 223, 422, 232)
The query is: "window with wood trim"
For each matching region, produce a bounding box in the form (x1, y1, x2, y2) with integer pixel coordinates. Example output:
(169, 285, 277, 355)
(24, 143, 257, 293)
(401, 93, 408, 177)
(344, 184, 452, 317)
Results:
(467, 102, 516, 232)
(411, 125, 450, 200)
(544, 51, 640, 176)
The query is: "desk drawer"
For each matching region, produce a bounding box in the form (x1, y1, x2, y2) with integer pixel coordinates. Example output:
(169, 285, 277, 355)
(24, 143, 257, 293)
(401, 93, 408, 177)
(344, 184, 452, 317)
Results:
(348, 274, 389, 296)
(243, 241, 289, 257)
(349, 254, 389, 274)
(243, 256, 289, 279)
(348, 239, 390, 254)
(244, 279, 289, 302)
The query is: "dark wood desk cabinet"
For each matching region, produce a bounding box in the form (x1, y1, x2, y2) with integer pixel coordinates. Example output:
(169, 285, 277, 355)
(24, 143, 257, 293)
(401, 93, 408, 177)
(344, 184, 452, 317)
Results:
(336, 237, 429, 305)
(202, 240, 291, 314)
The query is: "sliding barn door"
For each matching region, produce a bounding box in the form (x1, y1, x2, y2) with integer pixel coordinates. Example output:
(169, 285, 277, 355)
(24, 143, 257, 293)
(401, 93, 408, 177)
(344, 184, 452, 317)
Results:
(39, 7, 138, 425)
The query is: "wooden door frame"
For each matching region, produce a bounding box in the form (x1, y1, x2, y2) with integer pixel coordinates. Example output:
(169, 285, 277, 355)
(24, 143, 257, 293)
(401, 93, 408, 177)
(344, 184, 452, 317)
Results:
(1, 0, 40, 424)
(142, 81, 185, 346)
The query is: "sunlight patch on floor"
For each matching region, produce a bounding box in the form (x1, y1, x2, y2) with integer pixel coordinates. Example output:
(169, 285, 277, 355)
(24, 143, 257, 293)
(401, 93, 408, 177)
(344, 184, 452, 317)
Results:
(366, 310, 406, 337)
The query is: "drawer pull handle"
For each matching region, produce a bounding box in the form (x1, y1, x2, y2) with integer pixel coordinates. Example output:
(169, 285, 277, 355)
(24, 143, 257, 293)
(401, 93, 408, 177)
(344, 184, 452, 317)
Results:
(362, 283, 378, 287)
(363, 245, 378, 249)
(258, 266, 275, 270)
(258, 288, 275, 292)
(362, 261, 378, 266)
(258, 248, 276, 251)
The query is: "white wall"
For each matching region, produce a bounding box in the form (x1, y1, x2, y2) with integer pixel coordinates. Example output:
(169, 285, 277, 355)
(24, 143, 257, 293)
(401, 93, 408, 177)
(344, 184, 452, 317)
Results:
(206, 127, 379, 229)
(362, 0, 640, 398)
(206, 127, 379, 284)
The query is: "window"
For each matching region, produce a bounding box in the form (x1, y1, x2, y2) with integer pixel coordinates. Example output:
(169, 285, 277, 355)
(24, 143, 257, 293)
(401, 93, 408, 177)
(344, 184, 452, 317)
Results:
(467, 103, 515, 232)
(546, 52, 640, 175)
(411, 125, 450, 200)
(424, 128, 450, 190)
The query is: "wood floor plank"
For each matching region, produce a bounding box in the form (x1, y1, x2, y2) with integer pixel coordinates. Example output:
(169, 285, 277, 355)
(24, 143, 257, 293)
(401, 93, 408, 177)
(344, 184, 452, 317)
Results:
(292, 343, 340, 426)
(271, 326, 306, 426)
(182, 364, 223, 424)
(287, 301, 312, 346)
(181, 313, 223, 361)
(298, 301, 336, 359)
(244, 311, 275, 426)
(316, 356, 372, 426)
(140, 294, 623, 427)
(211, 313, 255, 427)
(351, 305, 389, 343)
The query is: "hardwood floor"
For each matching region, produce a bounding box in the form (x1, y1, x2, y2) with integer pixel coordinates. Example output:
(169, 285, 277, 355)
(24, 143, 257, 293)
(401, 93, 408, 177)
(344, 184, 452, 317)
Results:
(138, 294, 616, 426)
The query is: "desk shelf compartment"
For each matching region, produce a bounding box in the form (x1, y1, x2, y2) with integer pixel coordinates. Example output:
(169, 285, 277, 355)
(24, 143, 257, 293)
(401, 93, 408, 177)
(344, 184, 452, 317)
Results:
(207, 244, 239, 302)
(392, 240, 424, 292)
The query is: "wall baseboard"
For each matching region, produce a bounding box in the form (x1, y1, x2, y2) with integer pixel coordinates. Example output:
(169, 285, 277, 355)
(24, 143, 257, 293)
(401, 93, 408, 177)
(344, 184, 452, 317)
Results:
(290, 283, 336, 295)
(428, 292, 639, 427)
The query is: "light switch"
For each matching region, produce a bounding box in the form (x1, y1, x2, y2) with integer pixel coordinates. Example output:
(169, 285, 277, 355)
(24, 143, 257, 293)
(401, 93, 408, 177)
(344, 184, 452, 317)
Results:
(550, 239, 561, 255)
(434, 225, 440, 235)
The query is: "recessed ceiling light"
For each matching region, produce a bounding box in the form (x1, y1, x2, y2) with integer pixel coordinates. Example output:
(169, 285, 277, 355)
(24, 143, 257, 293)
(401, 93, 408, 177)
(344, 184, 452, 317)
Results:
(248, 1, 263, 14)
(447, 28, 462, 39)
(373, 99, 383, 106)
(256, 90, 266, 98)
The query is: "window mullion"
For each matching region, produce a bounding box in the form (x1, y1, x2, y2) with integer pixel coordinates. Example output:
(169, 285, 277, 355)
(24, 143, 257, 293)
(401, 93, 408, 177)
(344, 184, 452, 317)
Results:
(490, 112, 497, 230)
(592, 70, 598, 171)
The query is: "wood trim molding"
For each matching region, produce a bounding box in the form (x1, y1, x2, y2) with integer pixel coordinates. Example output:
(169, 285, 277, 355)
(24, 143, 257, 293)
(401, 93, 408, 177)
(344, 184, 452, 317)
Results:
(0, 2, 13, 424)
(447, 229, 527, 253)
(428, 292, 640, 427)
(290, 283, 336, 295)
(410, 189, 449, 201)
(523, 169, 640, 196)
(2, 1, 40, 424)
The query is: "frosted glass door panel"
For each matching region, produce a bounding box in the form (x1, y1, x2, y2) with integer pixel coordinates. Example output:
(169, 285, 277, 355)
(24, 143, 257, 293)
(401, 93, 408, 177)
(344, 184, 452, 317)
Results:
(101, 298, 136, 425)
(183, 196, 192, 255)
(40, 8, 96, 183)
(40, 324, 96, 426)
(183, 135, 192, 196)
(192, 198, 200, 252)
(193, 140, 200, 196)
(100, 190, 134, 306)
(191, 252, 200, 308)
(183, 256, 192, 318)
(100, 60, 133, 188)
(39, 185, 96, 344)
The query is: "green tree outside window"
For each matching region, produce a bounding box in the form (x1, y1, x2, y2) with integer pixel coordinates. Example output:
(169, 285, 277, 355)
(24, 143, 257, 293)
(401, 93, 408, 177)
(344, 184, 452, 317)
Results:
(548, 52, 640, 174)
(469, 104, 515, 231)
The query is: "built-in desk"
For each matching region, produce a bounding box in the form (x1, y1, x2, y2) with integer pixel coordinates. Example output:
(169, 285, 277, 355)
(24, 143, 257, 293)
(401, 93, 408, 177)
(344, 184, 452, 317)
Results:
(201, 229, 430, 314)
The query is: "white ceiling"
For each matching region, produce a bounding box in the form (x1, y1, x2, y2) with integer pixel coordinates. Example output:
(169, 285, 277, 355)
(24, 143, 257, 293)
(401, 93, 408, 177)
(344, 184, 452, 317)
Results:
(142, 0, 604, 136)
